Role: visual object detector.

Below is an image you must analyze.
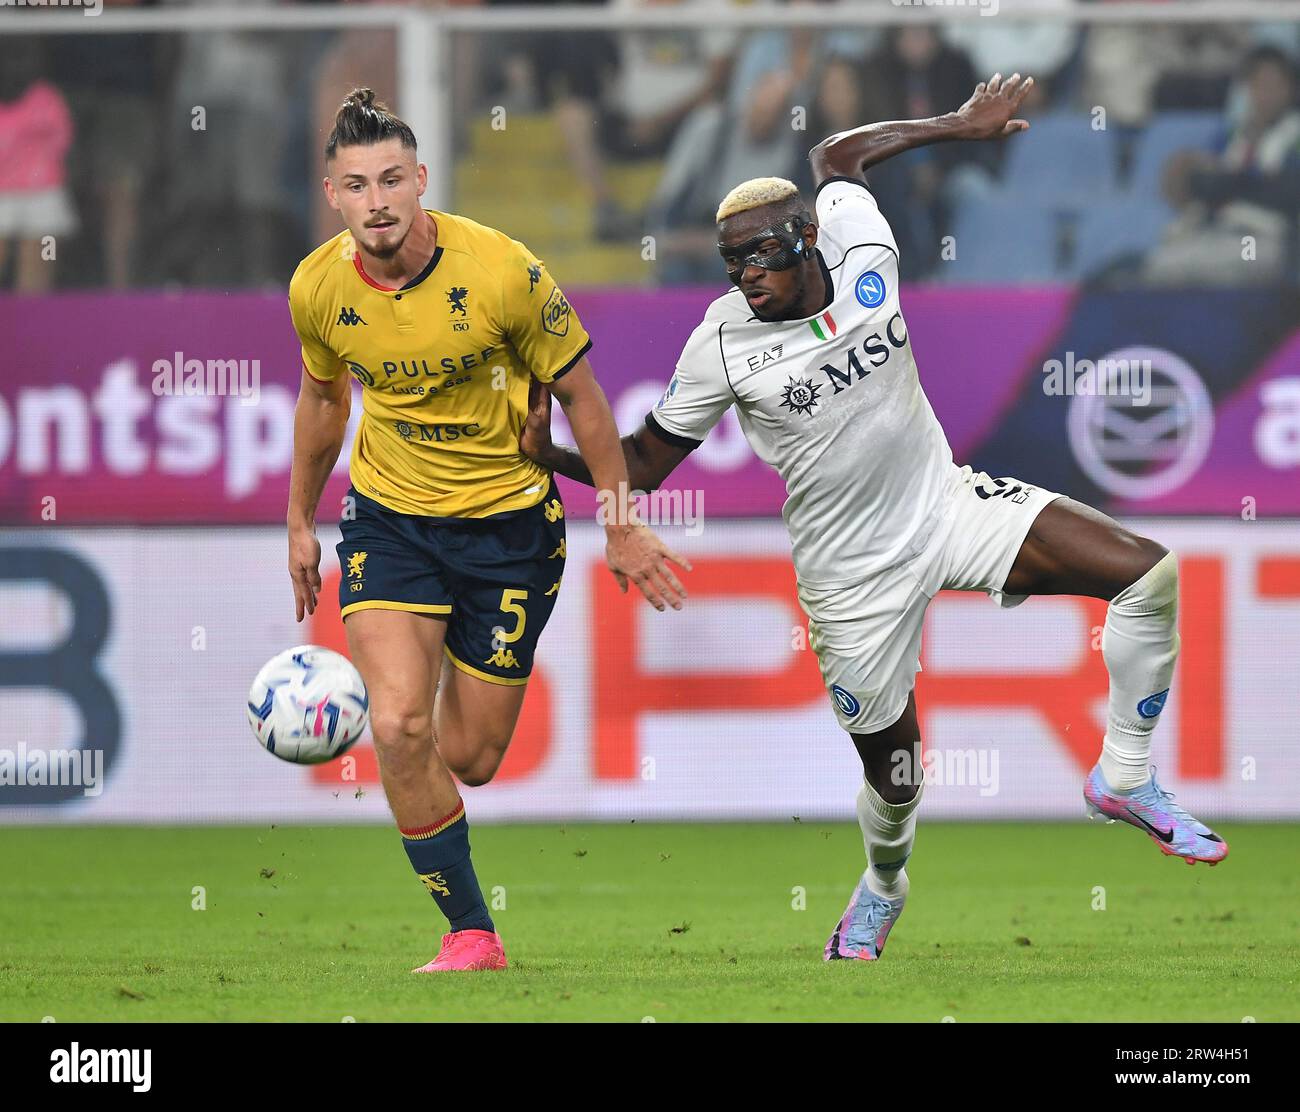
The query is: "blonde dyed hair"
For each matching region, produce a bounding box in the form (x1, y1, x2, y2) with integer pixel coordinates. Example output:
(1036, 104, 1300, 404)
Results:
(716, 177, 801, 223)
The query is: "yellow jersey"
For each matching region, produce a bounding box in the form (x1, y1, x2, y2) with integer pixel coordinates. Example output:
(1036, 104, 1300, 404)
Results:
(288, 209, 591, 518)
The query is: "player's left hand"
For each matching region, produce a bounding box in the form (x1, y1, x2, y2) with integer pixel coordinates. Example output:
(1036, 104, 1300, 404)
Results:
(956, 72, 1034, 140)
(519, 376, 555, 465)
(605, 523, 692, 612)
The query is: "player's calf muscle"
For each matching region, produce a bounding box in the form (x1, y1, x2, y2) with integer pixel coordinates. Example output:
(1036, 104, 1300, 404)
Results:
(443, 749, 506, 788)
(434, 680, 527, 787)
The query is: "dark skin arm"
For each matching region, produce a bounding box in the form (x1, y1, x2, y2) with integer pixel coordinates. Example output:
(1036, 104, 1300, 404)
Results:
(539, 361, 692, 607)
(809, 72, 1034, 186)
(520, 377, 693, 494)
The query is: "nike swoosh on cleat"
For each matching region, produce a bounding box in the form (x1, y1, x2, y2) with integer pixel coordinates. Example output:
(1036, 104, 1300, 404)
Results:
(1126, 809, 1175, 843)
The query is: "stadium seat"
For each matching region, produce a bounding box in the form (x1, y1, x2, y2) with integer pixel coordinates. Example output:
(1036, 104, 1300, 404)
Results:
(942, 197, 1062, 283)
(999, 112, 1119, 201)
(455, 114, 665, 285)
(1067, 198, 1173, 281)
(1126, 111, 1225, 199)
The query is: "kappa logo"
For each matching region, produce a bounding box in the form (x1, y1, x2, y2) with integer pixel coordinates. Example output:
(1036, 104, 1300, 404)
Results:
(447, 287, 469, 317)
(855, 270, 887, 309)
(337, 306, 367, 326)
(485, 647, 521, 669)
(780, 375, 821, 417)
(527, 262, 543, 293)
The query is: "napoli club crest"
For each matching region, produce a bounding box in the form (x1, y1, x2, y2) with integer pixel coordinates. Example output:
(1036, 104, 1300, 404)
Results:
(855, 270, 886, 308)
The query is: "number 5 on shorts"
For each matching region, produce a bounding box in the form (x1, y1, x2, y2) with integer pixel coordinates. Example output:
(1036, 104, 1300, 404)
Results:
(496, 589, 528, 644)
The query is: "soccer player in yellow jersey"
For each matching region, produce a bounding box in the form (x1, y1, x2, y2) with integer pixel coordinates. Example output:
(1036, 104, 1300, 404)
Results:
(286, 89, 688, 972)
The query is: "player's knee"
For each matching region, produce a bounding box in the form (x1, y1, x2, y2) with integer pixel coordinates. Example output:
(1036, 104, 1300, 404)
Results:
(1133, 535, 1171, 582)
(370, 708, 433, 769)
(1111, 533, 1172, 599)
(854, 735, 922, 804)
(1111, 543, 1177, 610)
(868, 769, 921, 806)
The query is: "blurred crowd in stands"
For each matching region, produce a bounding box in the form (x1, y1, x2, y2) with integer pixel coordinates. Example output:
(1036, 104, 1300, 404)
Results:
(0, 0, 1297, 291)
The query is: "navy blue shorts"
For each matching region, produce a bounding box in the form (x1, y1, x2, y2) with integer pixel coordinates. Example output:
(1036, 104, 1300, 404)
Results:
(336, 484, 567, 685)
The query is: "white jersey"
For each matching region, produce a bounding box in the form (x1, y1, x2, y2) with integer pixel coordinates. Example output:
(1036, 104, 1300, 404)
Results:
(649, 177, 954, 587)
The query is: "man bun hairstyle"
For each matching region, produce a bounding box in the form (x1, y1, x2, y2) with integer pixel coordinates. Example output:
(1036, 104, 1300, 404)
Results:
(325, 88, 417, 161)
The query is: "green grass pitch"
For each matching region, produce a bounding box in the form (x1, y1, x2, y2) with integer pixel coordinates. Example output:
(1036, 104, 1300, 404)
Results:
(2, 822, 1296, 1022)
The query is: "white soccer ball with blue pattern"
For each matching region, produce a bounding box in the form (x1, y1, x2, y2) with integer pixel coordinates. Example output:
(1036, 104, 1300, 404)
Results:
(247, 645, 370, 764)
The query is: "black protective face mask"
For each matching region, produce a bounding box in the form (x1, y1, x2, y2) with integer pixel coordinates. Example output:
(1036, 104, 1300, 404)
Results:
(719, 212, 812, 285)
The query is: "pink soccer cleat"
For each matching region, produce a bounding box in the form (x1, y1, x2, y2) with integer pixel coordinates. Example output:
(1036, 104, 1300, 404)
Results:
(412, 929, 508, 973)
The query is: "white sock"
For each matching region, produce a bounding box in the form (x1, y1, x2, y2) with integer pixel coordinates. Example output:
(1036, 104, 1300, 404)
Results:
(1099, 551, 1180, 792)
(856, 777, 923, 900)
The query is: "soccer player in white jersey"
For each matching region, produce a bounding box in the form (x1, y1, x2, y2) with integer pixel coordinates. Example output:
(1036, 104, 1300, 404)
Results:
(521, 74, 1228, 962)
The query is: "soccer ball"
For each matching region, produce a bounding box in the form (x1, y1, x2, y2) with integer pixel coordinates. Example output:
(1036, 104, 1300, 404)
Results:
(246, 645, 370, 764)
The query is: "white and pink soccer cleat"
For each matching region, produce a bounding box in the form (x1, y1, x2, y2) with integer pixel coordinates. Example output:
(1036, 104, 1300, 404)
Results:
(1085, 765, 1229, 866)
(824, 873, 906, 962)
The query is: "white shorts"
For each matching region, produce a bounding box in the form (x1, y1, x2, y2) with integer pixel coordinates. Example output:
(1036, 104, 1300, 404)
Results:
(799, 464, 1063, 734)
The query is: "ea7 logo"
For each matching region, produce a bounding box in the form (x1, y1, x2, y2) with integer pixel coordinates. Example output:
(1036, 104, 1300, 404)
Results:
(747, 343, 784, 373)
(337, 307, 367, 326)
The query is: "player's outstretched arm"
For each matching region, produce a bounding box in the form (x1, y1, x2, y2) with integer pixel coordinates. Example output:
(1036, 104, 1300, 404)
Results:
(520, 375, 692, 495)
(809, 72, 1033, 187)
(540, 360, 693, 611)
(287, 367, 350, 622)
